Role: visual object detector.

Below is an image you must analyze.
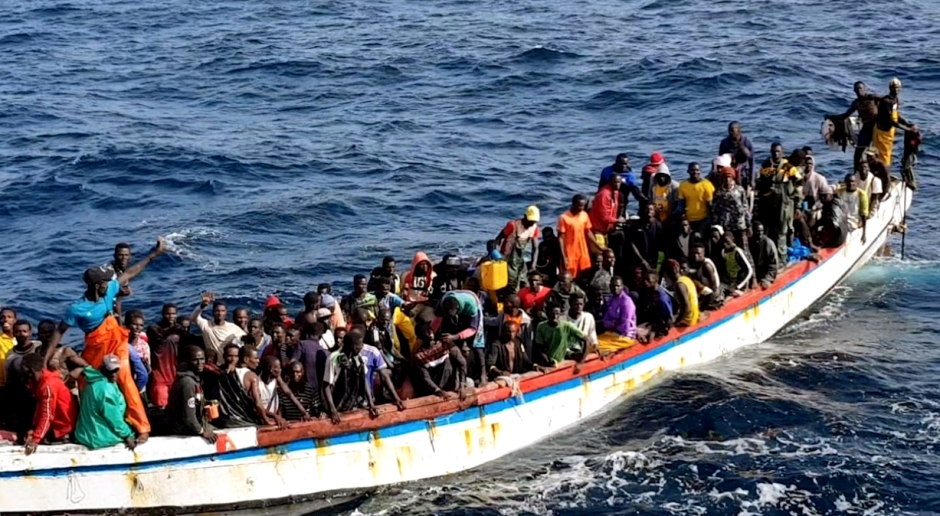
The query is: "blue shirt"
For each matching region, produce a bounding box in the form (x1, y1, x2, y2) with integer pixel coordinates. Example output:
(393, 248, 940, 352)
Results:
(128, 346, 149, 392)
(63, 280, 120, 334)
(599, 165, 640, 189)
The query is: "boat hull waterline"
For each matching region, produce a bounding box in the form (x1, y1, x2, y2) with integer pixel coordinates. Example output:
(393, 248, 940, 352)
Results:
(0, 183, 912, 515)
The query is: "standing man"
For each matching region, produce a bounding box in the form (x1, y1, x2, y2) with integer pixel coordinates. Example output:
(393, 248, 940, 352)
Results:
(44, 237, 167, 443)
(757, 143, 801, 260)
(677, 162, 715, 237)
(106, 243, 133, 300)
(494, 205, 541, 293)
(719, 122, 755, 191)
(599, 153, 647, 215)
(872, 78, 917, 167)
(190, 293, 246, 357)
(557, 194, 595, 278)
(827, 82, 882, 168)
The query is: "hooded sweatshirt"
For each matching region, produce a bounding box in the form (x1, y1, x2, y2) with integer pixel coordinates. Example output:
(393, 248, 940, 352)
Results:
(641, 163, 671, 203)
(648, 170, 680, 223)
(75, 367, 135, 449)
(402, 252, 436, 303)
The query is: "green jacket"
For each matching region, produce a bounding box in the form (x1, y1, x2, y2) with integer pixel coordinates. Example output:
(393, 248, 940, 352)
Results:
(75, 367, 134, 450)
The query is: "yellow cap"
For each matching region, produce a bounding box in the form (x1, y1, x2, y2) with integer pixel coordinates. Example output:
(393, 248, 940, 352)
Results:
(525, 205, 540, 222)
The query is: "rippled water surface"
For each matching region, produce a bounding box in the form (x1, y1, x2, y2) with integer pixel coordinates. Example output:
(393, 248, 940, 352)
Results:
(2, 0, 940, 514)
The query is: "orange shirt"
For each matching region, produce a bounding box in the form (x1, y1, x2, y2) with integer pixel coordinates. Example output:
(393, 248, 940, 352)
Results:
(557, 210, 592, 276)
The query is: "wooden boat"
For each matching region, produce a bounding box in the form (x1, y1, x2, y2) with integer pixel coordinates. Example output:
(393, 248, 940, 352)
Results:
(0, 181, 913, 515)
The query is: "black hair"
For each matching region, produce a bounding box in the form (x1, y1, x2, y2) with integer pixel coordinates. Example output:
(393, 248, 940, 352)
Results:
(38, 319, 55, 331)
(14, 319, 31, 329)
(162, 303, 178, 312)
(239, 345, 258, 361)
(212, 300, 227, 310)
(22, 353, 44, 372)
(317, 283, 332, 293)
(233, 307, 249, 316)
(376, 276, 392, 287)
(223, 343, 241, 354)
(114, 243, 131, 253)
(572, 194, 587, 204)
(569, 292, 585, 303)
(728, 121, 740, 130)
(124, 309, 144, 326)
(382, 255, 396, 266)
(0, 307, 16, 317)
(353, 274, 367, 283)
(179, 345, 203, 363)
(615, 153, 628, 161)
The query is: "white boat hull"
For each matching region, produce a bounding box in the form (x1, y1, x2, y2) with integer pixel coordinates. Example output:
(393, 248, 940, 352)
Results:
(0, 183, 912, 515)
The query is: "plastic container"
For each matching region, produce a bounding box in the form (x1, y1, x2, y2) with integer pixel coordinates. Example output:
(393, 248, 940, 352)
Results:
(480, 260, 508, 291)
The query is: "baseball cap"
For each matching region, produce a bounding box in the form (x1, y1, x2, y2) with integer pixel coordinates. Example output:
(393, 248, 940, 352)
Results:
(101, 354, 121, 372)
(650, 152, 665, 166)
(525, 205, 540, 222)
(83, 266, 113, 286)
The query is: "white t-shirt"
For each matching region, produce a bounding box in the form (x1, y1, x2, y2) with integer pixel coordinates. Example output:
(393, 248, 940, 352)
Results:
(859, 174, 883, 198)
(195, 316, 246, 355)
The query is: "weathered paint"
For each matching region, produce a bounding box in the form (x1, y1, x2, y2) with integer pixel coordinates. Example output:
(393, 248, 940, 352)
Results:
(0, 184, 912, 515)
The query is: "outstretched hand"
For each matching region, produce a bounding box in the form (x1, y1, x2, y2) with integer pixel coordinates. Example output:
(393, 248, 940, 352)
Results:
(154, 237, 167, 255)
(200, 291, 214, 306)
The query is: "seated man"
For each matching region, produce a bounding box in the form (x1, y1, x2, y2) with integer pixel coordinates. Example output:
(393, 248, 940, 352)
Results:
(484, 294, 534, 362)
(22, 353, 78, 454)
(367, 255, 401, 295)
(323, 331, 379, 423)
(637, 271, 673, 342)
(534, 303, 587, 370)
(75, 355, 138, 450)
(485, 322, 533, 381)
(4, 320, 40, 435)
(719, 231, 754, 297)
(413, 323, 467, 398)
(342, 275, 378, 320)
(856, 160, 883, 213)
(688, 243, 723, 309)
(165, 346, 217, 442)
(662, 259, 700, 327)
(432, 290, 486, 385)
(625, 203, 663, 272)
(666, 218, 693, 266)
(518, 270, 552, 315)
(212, 343, 262, 428)
(749, 222, 779, 289)
(549, 271, 586, 317)
(374, 277, 405, 314)
(813, 185, 848, 248)
(598, 277, 638, 355)
(278, 360, 321, 422)
(560, 292, 598, 356)
(576, 252, 612, 298)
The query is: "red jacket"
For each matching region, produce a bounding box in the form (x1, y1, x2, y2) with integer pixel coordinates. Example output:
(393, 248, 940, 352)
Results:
(30, 370, 77, 442)
(590, 184, 621, 233)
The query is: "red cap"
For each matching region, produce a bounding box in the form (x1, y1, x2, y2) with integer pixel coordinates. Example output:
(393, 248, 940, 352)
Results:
(650, 152, 665, 166)
(264, 295, 282, 309)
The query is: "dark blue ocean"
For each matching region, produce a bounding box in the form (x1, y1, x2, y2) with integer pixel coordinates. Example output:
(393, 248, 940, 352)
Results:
(2, 0, 940, 514)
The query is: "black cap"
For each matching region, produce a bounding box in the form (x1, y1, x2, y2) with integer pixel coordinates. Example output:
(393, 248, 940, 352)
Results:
(83, 266, 113, 286)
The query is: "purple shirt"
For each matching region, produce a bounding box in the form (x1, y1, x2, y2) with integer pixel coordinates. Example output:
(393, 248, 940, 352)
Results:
(602, 291, 637, 339)
(294, 339, 328, 392)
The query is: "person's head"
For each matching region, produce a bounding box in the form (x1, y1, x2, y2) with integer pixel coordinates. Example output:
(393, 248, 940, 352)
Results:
(161, 303, 178, 326)
(377, 307, 391, 329)
(302, 318, 326, 340)
(542, 227, 555, 240)
(631, 265, 645, 287)
(656, 172, 671, 186)
(804, 155, 815, 175)
(334, 327, 347, 345)
(278, 305, 290, 322)
(113, 243, 131, 270)
(570, 194, 587, 215)
(124, 310, 144, 339)
(504, 294, 521, 315)
(465, 276, 481, 293)
(180, 345, 206, 374)
(100, 354, 121, 383)
(559, 271, 574, 290)
(642, 202, 655, 222)
(288, 360, 306, 385)
(771, 142, 784, 162)
(528, 270, 543, 290)
(212, 300, 227, 325)
(178, 316, 192, 334)
(382, 255, 397, 275)
(523, 205, 540, 228)
(441, 296, 460, 319)
(857, 160, 870, 179)
(610, 276, 625, 296)
(610, 173, 623, 191)
(728, 121, 742, 140)
(845, 173, 857, 192)
(752, 221, 765, 239)
(545, 303, 562, 325)
(445, 255, 461, 275)
(709, 226, 723, 245)
(722, 170, 736, 190)
(679, 218, 691, 236)
(223, 343, 240, 368)
(569, 292, 585, 316)
(591, 252, 603, 270)
(353, 274, 368, 296)
(303, 291, 320, 313)
(802, 146, 814, 157)
(613, 153, 629, 173)
(819, 184, 834, 203)
(643, 270, 659, 290)
(22, 353, 45, 383)
(233, 308, 249, 331)
(37, 319, 55, 345)
(375, 276, 393, 298)
(687, 162, 702, 181)
(854, 81, 868, 98)
(342, 330, 365, 356)
(889, 77, 902, 96)
(351, 308, 374, 327)
(270, 320, 287, 344)
(248, 317, 264, 337)
(82, 266, 113, 298)
(286, 327, 301, 347)
(261, 356, 281, 378)
(663, 259, 681, 281)
(722, 231, 736, 251)
(500, 321, 519, 343)
(1, 308, 17, 334)
(317, 283, 332, 295)
(788, 149, 806, 168)
(13, 320, 31, 346)
(691, 243, 706, 264)
(239, 345, 260, 370)
(602, 249, 616, 270)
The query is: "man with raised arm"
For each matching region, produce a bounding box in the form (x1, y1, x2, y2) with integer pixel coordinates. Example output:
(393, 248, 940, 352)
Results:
(44, 237, 167, 443)
(190, 292, 245, 358)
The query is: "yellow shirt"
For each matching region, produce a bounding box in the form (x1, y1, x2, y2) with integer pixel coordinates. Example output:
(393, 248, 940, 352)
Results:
(675, 276, 700, 326)
(0, 333, 15, 386)
(678, 179, 715, 222)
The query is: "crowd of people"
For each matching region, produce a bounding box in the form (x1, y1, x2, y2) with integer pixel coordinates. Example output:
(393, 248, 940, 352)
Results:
(0, 80, 920, 454)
